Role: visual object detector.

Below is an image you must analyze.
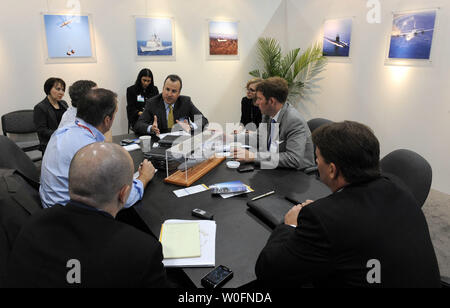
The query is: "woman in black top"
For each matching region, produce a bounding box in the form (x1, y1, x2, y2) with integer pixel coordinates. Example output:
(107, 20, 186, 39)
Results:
(240, 78, 262, 130)
(33, 77, 68, 153)
(126, 68, 159, 129)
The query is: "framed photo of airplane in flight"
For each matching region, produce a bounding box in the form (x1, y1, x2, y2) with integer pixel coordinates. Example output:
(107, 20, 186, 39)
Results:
(207, 20, 239, 60)
(322, 18, 353, 58)
(387, 9, 438, 62)
(42, 13, 96, 64)
(135, 16, 175, 61)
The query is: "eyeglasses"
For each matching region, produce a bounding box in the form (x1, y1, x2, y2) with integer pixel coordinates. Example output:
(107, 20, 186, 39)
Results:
(247, 88, 256, 92)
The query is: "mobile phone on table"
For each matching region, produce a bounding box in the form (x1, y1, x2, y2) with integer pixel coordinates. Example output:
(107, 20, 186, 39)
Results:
(201, 265, 233, 288)
(237, 164, 254, 173)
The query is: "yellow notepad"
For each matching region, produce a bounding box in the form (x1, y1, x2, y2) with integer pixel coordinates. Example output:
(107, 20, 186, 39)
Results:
(159, 222, 201, 259)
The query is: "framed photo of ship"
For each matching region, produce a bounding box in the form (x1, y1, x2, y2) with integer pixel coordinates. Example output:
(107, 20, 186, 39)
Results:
(41, 13, 97, 64)
(322, 18, 352, 58)
(385, 9, 438, 65)
(207, 20, 239, 60)
(135, 16, 175, 60)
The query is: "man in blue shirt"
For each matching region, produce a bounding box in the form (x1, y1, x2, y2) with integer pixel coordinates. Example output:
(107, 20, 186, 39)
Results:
(40, 88, 155, 209)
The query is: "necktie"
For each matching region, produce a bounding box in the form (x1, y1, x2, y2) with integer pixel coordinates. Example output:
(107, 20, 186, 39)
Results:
(267, 119, 276, 150)
(167, 105, 174, 129)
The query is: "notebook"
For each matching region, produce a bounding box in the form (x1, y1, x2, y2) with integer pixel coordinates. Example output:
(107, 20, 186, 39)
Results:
(159, 222, 201, 259)
(247, 194, 297, 228)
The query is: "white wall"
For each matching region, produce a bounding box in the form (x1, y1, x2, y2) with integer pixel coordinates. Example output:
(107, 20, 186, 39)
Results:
(286, 0, 450, 194)
(0, 0, 286, 134)
(1, 0, 448, 194)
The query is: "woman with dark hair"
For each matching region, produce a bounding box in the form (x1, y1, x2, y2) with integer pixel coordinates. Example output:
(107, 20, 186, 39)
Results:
(126, 68, 159, 129)
(34, 77, 68, 153)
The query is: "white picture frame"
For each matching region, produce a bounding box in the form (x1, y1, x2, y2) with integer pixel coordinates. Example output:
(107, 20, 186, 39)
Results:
(41, 12, 97, 64)
(206, 19, 240, 61)
(134, 16, 176, 62)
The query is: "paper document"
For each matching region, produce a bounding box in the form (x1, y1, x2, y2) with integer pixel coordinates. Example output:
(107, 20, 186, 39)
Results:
(123, 144, 140, 152)
(209, 181, 254, 199)
(173, 184, 209, 197)
(161, 220, 216, 267)
(160, 222, 201, 259)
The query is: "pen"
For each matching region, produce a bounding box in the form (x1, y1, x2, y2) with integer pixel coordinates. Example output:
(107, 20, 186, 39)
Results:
(251, 191, 275, 201)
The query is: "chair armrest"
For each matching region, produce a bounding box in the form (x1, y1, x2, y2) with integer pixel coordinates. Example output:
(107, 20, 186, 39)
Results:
(441, 276, 450, 288)
(304, 166, 318, 175)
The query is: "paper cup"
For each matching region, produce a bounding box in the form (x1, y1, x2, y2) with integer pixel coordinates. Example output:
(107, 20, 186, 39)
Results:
(139, 135, 151, 153)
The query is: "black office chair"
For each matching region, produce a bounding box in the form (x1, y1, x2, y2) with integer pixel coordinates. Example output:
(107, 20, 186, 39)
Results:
(380, 149, 432, 208)
(0, 136, 40, 185)
(1, 110, 42, 162)
(304, 118, 333, 175)
(307, 118, 333, 136)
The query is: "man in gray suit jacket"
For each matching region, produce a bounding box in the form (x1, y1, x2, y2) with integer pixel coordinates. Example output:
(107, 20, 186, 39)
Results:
(233, 77, 314, 170)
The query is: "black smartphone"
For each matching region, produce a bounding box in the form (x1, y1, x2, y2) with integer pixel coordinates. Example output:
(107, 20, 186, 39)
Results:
(237, 164, 254, 173)
(120, 139, 135, 146)
(201, 265, 233, 288)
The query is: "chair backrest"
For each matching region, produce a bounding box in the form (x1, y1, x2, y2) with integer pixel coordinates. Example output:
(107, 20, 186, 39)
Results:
(307, 118, 333, 134)
(0, 136, 40, 184)
(1, 110, 36, 135)
(380, 149, 432, 208)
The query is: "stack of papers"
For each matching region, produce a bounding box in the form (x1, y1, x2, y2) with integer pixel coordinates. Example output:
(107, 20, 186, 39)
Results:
(160, 220, 216, 267)
(160, 222, 201, 259)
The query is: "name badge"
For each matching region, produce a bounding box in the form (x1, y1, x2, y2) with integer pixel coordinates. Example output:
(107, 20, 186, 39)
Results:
(137, 95, 145, 102)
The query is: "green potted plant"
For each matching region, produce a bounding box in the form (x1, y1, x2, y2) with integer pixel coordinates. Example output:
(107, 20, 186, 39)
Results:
(249, 37, 327, 103)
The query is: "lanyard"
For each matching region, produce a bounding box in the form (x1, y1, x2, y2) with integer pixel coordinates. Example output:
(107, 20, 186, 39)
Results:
(76, 122, 95, 138)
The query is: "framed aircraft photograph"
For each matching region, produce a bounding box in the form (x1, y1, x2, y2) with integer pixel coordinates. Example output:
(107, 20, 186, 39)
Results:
(135, 16, 175, 61)
(322, 18, 353, 58)
(207, 20, 239, 60)
(387, 9, 437, 61)
(42, 13, 97, 64)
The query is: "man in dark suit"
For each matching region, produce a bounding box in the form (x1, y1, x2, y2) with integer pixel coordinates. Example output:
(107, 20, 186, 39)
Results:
(133, 74, 208, 136)
(6, 142, 170, 288)
(255, 121, 441, 288)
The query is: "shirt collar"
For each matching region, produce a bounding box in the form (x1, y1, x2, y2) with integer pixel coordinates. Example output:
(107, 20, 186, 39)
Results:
(164, 101, 175, 110)
(68, 200, 114, 219)
(75, 118, 105, 142)
(271, 108, 282, 123)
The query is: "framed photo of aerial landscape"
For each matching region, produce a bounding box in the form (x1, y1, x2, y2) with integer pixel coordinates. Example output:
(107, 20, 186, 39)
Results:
(385, 8, 438, 65)
(207, 20, 239, 60)
(42, 12, 97, 63)
(135, 16, 175, 61)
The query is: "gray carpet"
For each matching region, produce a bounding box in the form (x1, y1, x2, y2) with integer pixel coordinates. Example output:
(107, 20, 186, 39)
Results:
(422, 189, 450, 278)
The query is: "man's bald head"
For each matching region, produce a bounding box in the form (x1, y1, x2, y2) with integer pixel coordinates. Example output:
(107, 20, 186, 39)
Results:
(69, 142, 134, 209)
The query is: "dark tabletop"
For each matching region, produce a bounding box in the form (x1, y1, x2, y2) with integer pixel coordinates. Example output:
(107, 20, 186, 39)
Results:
(114, 134, 331, 288)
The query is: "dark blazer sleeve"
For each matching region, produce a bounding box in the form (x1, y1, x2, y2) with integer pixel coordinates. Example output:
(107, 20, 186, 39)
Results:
(240, 97, 247, 125)
(184, 97, 208, 131)
(126, 86, 140, 127)
(0, 225, 8, 287)
(149, 86, 159, 98)
(33, 100, 54, 148)
(255, 206, 333, 287)
(133, 95, 160, 136)
(140, 241, 172, 288)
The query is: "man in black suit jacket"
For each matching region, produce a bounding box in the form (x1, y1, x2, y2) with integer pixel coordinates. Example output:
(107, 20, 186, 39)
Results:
(255, 121, 440, 288)
(6, 143, 169, 288)
(134, 74, 208, 136)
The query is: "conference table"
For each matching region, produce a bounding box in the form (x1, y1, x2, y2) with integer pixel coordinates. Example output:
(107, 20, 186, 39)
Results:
(113, 134, 331, 288)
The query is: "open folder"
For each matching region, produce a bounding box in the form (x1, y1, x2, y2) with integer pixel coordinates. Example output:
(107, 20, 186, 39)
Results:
(159, 220, 216, 267)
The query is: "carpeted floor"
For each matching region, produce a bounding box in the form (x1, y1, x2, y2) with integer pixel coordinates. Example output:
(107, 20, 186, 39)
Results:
(422, 189, 450, 278)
